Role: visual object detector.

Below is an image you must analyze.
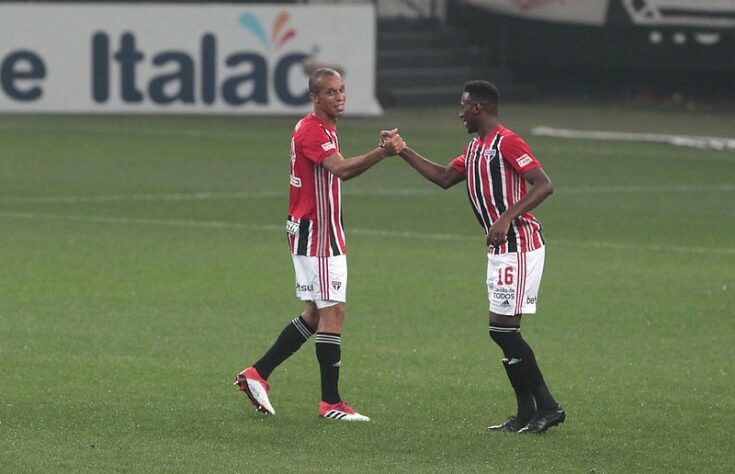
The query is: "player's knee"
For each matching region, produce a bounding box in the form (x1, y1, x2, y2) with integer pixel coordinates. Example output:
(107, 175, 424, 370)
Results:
(488, 311, 521, 346)
(489, 312, 522, 326)
(331, 304, 346, 327)
(317, 302, 345, 332)
(303, 317, 318, 333)
(302, 304, 319, 331)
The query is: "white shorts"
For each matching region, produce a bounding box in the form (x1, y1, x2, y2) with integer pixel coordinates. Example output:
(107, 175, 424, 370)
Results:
(292, 254, 347, 309)
(486, 246, 545, 316)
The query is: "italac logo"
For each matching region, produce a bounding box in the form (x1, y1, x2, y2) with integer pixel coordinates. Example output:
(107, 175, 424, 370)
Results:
(239, 11, 297, 51)
(89, 10, 311, 107)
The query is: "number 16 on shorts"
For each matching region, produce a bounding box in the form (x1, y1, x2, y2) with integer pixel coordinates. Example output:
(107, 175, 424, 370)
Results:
(486, 246, 545, 316)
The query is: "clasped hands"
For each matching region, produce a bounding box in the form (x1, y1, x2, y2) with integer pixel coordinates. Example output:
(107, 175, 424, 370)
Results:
(378, 128, 406, 156)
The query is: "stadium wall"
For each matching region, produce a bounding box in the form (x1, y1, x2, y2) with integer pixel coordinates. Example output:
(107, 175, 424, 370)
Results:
(449, 0, 735, 99)
(0, 3, 382, 115)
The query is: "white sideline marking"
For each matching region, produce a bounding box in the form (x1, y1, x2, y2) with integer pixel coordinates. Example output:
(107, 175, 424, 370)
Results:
(555, 183, 735, 194)
(0, 211, 283, 233)
(5, 121, 735, 152)
(0, 122, 247, 140)
(532, 126, 735, 151)
(0, 188, 438, 204)
(2, 211, 734, 256)
(0, 191, 284, 204)
(2, 183, 733, 204)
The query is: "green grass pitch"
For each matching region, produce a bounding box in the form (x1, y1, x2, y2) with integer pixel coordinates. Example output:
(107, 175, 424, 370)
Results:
(1, 102, 734, 472)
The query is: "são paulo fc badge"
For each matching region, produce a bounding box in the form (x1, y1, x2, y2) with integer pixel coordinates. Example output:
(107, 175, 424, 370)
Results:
(483, 148, 497, 160)
(331, 281, 342, 291)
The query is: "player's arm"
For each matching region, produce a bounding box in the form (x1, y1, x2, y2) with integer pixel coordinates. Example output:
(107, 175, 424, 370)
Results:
(398, 147, 465, 189)
(321, 135, 404, 181)
(487, 167, 553, 246)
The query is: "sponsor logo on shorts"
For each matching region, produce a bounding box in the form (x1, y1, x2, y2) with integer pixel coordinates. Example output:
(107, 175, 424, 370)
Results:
(516, 154, 533, 167)
(526, 296, 537, 305)
(331, 280, 342, 291)
(493, 287, 516, 301)
(296, 283, 314, 292)
(494, 292, 516, 300)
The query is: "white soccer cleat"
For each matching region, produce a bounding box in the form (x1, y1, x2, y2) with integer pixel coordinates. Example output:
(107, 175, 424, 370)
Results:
(319, 401, 370, 422)
(234, 367, 275, 415)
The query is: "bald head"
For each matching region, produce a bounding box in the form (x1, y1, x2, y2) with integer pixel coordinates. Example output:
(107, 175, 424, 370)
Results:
(309, 68, 342, 94)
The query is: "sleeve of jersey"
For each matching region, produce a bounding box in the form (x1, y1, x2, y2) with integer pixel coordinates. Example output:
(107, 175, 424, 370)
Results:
(449, 147, 468, 175)
(500, 135, 541, 174)
(301, 126, 338, 165)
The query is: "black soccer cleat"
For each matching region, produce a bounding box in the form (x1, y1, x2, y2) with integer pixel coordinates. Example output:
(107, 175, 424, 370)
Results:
(488, 415, 531, 432)
(518, 406, 566, 434)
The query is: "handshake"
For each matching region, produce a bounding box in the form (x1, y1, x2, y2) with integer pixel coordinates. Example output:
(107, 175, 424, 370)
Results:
(378, 128, 406, 156)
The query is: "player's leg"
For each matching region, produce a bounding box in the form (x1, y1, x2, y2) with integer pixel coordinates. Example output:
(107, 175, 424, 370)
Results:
(315, 301, 345, 406)
(486, 247, 563, 432)
(301, 301, 320, 329)
(486, 251, 533, 430)
(234, 303, 317, 415)
(252, 255, 322, 378)
(313, 256, 369, 421)
(509, 247, 564, 433)
(494, 311, 564, 435)
(251, 301, 318, 379)
(488, 311, 565, 432)
(487, 312, 537, 432)
(314, 302, 368, 422)
(234, 256, 320, 415)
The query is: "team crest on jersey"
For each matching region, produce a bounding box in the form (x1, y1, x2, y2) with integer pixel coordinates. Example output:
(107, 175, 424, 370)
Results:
(516, 154, 533, 167)
(331, 280, 342, 291)
(321, 141, 337, 151)
(483, 148, 497, 160)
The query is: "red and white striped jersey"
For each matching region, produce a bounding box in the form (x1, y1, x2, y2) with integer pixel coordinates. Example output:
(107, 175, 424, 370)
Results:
(286, 113, 346, 256)
(450, 125, 545, 254)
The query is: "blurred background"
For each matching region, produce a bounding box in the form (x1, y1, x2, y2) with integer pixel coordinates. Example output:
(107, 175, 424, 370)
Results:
(2, 0, 734, 113)
(372, 0, 735, 107)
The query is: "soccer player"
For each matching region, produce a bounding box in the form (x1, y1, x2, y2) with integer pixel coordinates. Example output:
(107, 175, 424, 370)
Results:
(235, 68, 405, 422)
(382, 81, 565, 433)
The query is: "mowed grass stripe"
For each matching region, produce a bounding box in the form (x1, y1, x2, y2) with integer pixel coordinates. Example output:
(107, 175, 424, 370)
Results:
(2, 210, 734, 256)
(2, 182, 734, 204)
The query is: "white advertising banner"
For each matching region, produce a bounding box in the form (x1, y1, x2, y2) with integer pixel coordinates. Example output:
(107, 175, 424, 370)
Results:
(464, 0, 611, 25)
(0, 4, 382, 115)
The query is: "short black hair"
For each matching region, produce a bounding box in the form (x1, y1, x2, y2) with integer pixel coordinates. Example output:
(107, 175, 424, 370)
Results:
(463, 80, 499, 106)
(309, 68, 341, 94)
